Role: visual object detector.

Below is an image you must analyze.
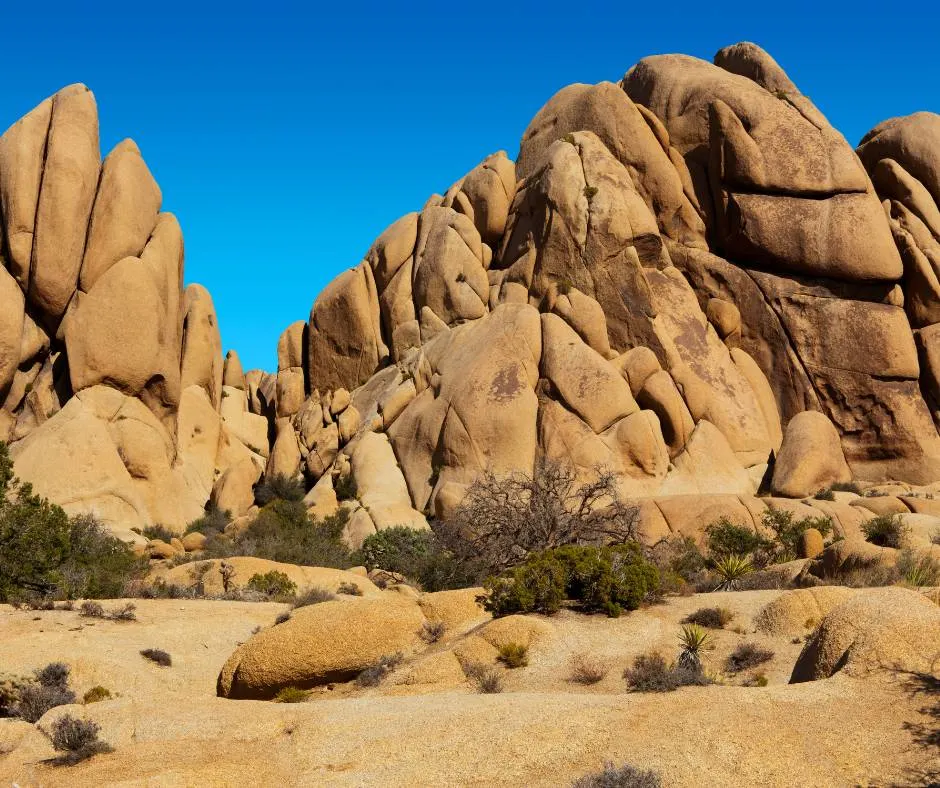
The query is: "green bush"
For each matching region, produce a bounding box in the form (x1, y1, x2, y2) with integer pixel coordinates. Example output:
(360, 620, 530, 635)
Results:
(497, 642, 529, 669)
(232, 501, 353, 568)
(705, 518, 768, 561)
(185, 503, 230, 536)
(0, 443, 143, 602)
(623, 652, 711, 692)
(255, 474, 305, 505)
(484, 544, 659, 618)
(862, 514, 908, 548)
(141, 524, 175, 542)
(356, 526, 479, 591)
(273, 686, 309, 703)
(82, 686, 112, 704)
(760, 509, 832, 562)
(245, 570, 297, 599)
(334, 474, 358, 501)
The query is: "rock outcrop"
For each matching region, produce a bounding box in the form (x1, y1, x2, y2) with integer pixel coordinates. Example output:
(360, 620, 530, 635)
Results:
(5, 44, 940, 548)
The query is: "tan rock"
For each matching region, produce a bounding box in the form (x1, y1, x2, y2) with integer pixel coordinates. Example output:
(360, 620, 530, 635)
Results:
(0, 267, 25, 397)
(147, 539, 178, 559)
(265, 418, 301, 480)
(635, 370, 695, 455)
(337, 405, 361, 444)
(30, 85, 101, 322)
(217, 596, 427, 698)
(849, 495, 910, 516)
(303, 473, 339, 521)
(0, 95, 52, 289)
(366, 212, 419, 292)
(181, 531, 207, 552)
(540, 313, 638, 433)
(305, 421, 339, 480)
(790, 587, 940, 682)
(660, 420, 754, 495)
(706, 297, 740, 340)
(223, 350, 246, 390)
(307, 263, 387, 392)
(615, 346, 662, 396)
(64, 256, 163, 396)
(772, 411, 852, 498)
(755, 587, 857, 636)
(798, 528, 825, 559)
(349, 432, 428, 536)
(277, 321, 306, 372)
(449, 151, 516, 246)
(330, 388, 351, 415)
(212, 458, 262, 518)
(80, 139, 161, 291)
(516, 81, 705, 246)
(180, 284, 223, 410)
(275, 368, 305, 418)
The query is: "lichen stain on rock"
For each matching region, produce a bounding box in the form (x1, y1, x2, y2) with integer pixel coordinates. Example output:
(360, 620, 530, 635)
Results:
(489, 364, 524, 402)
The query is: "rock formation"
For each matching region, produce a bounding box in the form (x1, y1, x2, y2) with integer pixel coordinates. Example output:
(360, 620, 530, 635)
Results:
(5, 44, 940, 547)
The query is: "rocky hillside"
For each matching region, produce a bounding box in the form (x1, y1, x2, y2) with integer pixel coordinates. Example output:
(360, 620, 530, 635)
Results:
(4, 42, 940, 547)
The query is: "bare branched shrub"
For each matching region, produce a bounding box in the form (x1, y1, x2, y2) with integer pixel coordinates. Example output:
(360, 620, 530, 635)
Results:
(419, 620, 445, 644)
(355, 652, 403, 687)
(463, 661, 504, 693)
(437, 459, 640, 574)
(568, 653, 609, 685)
(572, 761, 662, 788)
(49, 714, 113, 764)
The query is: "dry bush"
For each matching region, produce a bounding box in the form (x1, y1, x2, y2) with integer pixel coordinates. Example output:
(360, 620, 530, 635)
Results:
(49, 715, 113, 765)
(623, 652, 711, 692)
(356, 653, 403, 687)
(292, 586, 337, 609)
(684, 607, 734, 629)
(463, 661, 504, 694)
(437, 459, 640, 575)
(726, 642, 774, 673)
(572, 761, 662, 788)
(273, 686, 309, 703)
(568, 653, 609, 685)
(419, 620, 445, 644)
(140, 649, 171, 667)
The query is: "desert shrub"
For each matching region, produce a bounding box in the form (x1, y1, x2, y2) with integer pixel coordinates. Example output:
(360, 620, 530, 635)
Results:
(140, 649, 172, 667)
(245, 570, 297, 599)
(497, 642, 529, 669)
(646, 535, 708, 592)
(184, 503, 230, 536)
(292, 586, 336, 608)
(897, 550, 940, 587)
(568, 653, 609, 685)
(337, 581, 363, 596)
(419, 620, 445, 644)
(274, 611, 291, 625)
(677, 624, 710, 674)
(749, 672, 769, 687)
(79, 601, 105, 618)
(862, 514, 908, 548)
(623, 652, 711, 693)
(814, 487, 836, 501)
(35, 662, 70, 689)
(82, 686, 111, 704)
(16, 684, 76, 723)
(484, 544, 659, 618)
(109, 603, 137, 621)
(49, 714, 113, 764)
(0, 444, 143, 602)
(255, 473, 305, 505)
(726, 642, 774, 672)
(684, 607, 734, 629)
(464, 661, 504, 694)
(141, 524, 175, 542)
(760, 509, 832, 562)
(712, 554, 753, 590)
(226, 502, 353, 568)
(932, 528, 940, 546)
(356, 652, 403, 687)
(437, 459, 641, 576)
(356, 527, 472, 591)
(333, 474, 358, 502)
(572, 761, 662, 788)
(705, 518, 768, 561)
(273, 686, 309, 703)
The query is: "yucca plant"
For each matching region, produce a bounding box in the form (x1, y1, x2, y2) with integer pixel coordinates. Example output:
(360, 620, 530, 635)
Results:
(677, 624, 710, 674)
(712, 553, 753, 591)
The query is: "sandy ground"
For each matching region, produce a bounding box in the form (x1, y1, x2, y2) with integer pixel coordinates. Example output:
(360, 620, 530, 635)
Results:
(0, 592, 936, 787)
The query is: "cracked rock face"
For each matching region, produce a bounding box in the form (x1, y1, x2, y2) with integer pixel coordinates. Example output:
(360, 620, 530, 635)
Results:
(4, 42, 940, 546)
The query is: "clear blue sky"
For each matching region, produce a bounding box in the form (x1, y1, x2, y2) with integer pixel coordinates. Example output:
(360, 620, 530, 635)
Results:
(3, 1, 938, 372)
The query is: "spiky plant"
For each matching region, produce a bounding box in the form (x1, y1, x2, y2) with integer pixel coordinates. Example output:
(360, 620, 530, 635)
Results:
(712, 553, 753, 591)
(677, 624, 710, 674)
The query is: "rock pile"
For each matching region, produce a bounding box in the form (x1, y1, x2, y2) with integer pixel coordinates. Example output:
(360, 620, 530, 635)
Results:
(5, 44, 940, 549)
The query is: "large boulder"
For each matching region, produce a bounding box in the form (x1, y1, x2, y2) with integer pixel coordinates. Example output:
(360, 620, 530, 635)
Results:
(217, 595, 427, 698)
(790, 587, 940, 682)
(772, 411, 852, 498)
